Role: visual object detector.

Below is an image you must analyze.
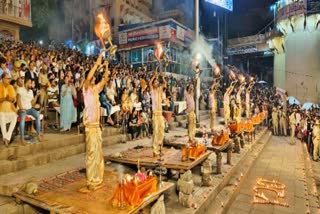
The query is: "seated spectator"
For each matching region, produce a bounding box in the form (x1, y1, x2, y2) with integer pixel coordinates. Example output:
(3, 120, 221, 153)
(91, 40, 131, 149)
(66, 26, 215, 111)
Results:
(99, 86, 114, 125)
(130, 88, 139, 105)
(121, 87, 133, 114)
(11, 61, 21, 80)
(140, 108, 150, 138)
(47, 79, 59, 107)
(128, 107, 141, 140)
(0, 57, 11, 79)
(106, 79, 117, 106)
(17, 77, 43, 145)
(0, 73, 17, 146)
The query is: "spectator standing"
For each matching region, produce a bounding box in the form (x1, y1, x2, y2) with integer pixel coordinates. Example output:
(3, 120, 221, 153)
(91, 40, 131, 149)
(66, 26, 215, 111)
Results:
(25, 61, 38, 96)
(60, 75, 76, 131)
(312, 120, 320, 161)
(38, 66, 49, 118)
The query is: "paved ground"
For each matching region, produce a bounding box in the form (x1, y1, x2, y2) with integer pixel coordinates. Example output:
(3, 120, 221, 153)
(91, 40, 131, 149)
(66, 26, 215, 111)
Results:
(227, 136, 319, 214)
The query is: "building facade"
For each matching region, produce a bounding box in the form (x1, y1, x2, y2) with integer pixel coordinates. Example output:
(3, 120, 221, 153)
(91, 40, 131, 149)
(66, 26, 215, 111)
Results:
(117, 18, 194, 74)
(270, 0, 320, 103)
(0, 0, 32, 40)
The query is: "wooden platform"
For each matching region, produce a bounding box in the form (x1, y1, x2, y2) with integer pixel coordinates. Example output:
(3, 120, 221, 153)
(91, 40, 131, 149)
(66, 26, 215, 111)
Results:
(164, 135, 230, 152)
(13, 169, 173, 214)
(105, 146, 212, 171)
(163, 135, 233, 174)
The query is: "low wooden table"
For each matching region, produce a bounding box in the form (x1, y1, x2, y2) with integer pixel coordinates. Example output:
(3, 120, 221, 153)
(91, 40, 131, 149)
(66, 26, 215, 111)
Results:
(105, 146, 212, 172)
(207, 141, 232, 174)
(244, 128, 255, 142)
(164, 137, 231, 175)
(13, 169, 173, 214)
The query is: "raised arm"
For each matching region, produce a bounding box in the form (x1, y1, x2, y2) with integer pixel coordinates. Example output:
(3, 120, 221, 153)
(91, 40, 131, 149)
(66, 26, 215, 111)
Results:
(148, 72, 157, 92)
(161, 75, 167, 90)
(97, 60, 109, 93)
(84, 54, 103, 90)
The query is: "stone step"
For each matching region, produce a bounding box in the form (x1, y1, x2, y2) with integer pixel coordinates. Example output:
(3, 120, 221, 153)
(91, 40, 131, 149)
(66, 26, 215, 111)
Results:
(0, 126, 124, 162)
(102, 134, 129, 146)
(101, 126, 124, 136)
(0, 128, 130, 176)
(178, 120, 188, 128)
(177, 115, 211, 128)
(175, 111, 210, 122)
(0, 143, 85, 176)
(168, 121, 179, 130)
(0, 134, 84, 161)
(175, 114, 187, 121)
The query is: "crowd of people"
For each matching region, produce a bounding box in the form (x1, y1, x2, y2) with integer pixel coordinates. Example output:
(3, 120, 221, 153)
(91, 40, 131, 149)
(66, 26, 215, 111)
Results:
(0, 38, 319, 162)
(0, 39, 210, 146)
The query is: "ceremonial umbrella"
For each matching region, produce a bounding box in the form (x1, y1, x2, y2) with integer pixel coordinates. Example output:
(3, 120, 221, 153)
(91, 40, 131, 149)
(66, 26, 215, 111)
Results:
(287, 96, 300, 105)
(258, 80, 267, 84)
(302, 102, 319, 110)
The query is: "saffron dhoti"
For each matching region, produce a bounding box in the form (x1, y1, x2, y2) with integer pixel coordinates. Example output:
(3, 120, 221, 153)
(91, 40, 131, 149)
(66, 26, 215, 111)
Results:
(85, 124, 104, 188)
(188, 111, 196, 141)
(152, 111, 165, 156)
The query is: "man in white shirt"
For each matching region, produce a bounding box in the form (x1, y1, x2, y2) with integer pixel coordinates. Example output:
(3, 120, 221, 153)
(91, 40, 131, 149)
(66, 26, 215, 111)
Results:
(17, 77, 43, 145)
(106, 80, 117, 105)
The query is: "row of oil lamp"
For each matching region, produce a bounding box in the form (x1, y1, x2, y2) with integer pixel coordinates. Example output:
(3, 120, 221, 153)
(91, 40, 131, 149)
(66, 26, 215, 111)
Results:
(252, 178, 289, 207)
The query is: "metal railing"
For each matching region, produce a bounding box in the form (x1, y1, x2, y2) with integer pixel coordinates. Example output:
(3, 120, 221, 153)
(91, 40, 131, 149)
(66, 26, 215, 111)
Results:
(0, 3, 31, 22)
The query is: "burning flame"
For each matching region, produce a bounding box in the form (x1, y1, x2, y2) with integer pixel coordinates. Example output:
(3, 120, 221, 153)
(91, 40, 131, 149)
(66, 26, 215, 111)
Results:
(154, 42, 164, 62)
(214, 66, 220, 76)
(94, 13, 111, 48)
(229, 70, 236, 80)
(239, 75, 245, 83)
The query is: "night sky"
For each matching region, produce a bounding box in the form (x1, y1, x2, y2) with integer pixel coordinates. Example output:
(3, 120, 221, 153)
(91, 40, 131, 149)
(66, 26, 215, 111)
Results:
(163, 0, 277, 39)
(228, 0, 277, 38)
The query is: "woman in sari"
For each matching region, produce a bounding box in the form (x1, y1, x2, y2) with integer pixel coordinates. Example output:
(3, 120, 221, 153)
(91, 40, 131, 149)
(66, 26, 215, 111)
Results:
(60, 75, 76, 131)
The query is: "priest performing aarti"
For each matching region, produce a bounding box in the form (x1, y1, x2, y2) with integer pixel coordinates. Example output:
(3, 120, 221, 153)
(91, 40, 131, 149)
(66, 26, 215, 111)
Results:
(79, 12, 116, 193)
(149, 42, 167, 157)
(224, 70, 237, 126)
(209, 65, 222, 132)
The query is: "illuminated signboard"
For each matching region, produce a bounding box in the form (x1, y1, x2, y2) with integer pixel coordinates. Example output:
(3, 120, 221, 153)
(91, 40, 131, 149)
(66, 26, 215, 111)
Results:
(205, 0, 233, 11)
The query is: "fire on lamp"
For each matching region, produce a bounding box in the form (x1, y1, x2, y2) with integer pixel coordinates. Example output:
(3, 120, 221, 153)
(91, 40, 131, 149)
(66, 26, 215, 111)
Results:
(154, 42, 164, 62)
(238, 75, 245, 84)
(229, 70, 236, 80)
(94, 13, 117, 57)
(249, 76, 255, 83)
(252, 178, 289, 207)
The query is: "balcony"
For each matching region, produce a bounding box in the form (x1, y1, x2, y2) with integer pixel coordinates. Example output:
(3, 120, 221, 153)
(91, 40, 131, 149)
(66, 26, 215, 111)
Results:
(0, 3, 32, 27)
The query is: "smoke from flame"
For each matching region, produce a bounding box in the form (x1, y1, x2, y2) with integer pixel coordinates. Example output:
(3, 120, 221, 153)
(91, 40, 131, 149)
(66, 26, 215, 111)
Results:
(190, 34, 217, 71)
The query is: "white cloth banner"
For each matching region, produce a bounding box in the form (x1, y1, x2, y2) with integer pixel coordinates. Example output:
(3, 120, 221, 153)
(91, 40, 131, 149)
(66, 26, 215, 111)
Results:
(174, 101, 187, 114)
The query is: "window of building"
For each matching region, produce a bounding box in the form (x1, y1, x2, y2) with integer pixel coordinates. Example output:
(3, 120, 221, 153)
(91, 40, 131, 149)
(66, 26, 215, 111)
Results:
(130, 49, 142, 64)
